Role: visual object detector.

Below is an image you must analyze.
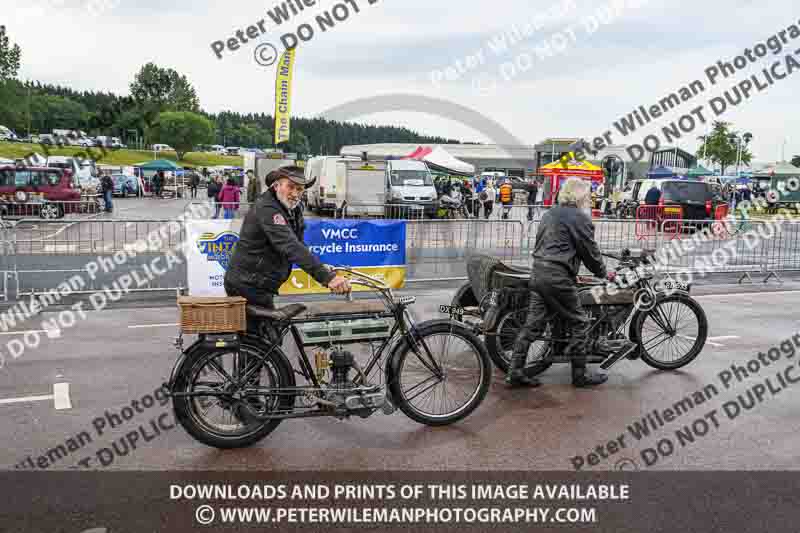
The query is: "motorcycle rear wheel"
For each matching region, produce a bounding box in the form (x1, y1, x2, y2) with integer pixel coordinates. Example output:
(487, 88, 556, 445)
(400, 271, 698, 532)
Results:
(485, 308, 553, 377)
(172, 341, 294, 449)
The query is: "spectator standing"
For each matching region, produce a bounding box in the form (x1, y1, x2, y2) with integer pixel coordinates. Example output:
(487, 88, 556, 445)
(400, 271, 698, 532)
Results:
(208, 175, 223, 219)
(526, 178, 539, 221)
(100, 174, 114, 213)
(483, 180, 496, 219)
(246, 169, 262, 203)
(499, 179, 514, 219)
(189, 172, 200, 199)
(218, 178, 241, 219)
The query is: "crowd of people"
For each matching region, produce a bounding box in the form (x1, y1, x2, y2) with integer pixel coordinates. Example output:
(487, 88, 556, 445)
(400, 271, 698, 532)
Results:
(433, 175, 541, 220)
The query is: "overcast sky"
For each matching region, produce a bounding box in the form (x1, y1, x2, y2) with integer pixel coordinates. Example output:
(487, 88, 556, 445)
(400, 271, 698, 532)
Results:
(6, 0, 800, 164)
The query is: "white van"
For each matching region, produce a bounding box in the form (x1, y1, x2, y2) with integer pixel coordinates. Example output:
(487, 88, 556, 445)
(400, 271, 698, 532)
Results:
(385, 159, 438, 216)
(46, 156, 98, 188)
(95, 136, 123, 148)
(153, 144, 173, 152)
(225, 147, 241, 156)
(305, 156, 349, 213)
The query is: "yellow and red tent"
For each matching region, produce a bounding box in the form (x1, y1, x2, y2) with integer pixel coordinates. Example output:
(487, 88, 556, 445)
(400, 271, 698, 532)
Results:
(538, 153, 604, 206)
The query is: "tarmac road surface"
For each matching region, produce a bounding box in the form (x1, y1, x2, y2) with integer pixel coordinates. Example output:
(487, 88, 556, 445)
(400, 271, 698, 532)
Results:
(0, 283, 799, 472)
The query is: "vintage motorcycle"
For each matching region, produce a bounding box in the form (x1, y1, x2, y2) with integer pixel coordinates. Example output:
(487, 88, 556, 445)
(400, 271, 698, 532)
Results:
(166, 267, 492, 449)
(451, 250, 708, 377)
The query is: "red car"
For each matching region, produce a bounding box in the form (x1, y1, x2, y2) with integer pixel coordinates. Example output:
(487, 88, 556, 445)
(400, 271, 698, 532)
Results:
(0, 166, 83, 219)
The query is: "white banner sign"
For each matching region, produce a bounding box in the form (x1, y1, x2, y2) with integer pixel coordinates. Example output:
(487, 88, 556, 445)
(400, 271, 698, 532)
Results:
(185, 220, 243, 296)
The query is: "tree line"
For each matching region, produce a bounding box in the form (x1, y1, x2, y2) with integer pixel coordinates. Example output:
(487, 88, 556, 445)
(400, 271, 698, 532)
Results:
(0, 24, 459, 158)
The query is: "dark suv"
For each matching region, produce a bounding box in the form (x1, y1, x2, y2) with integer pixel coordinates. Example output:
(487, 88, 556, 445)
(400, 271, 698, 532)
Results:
(660, 180, 726, 222)
(631, 179, 726, 222)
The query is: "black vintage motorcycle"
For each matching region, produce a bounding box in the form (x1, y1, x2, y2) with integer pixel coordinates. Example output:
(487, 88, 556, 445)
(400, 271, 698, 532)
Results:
(451, 250, 708, 377)
(166, 267, 492, 449)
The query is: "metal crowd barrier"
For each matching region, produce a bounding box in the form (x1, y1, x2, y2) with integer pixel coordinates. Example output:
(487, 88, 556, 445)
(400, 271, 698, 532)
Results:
(9, 219, 186, 300)
(0, 198, 103, 220)
(760, 221, 800, 282)
(2, 213, 799, 303)
(334, 203, 427, 220)
(653, 219, 769, 282)
(183, 201, 253, 220)
(404, 219, 526, 281)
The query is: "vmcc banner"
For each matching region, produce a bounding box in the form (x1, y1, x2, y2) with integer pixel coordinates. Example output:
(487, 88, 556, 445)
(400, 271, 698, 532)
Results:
(274, 47, 296, 145)
(185, 219, 407, 296)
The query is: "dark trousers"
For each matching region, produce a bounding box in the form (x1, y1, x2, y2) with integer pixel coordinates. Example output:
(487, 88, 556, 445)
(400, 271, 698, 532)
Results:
(190, 186, 198, 198)
(224, 280, 276, 332)
(512, 264, 591, 369)
(225, 281, 277, 385)
(483, 201, 493, 219)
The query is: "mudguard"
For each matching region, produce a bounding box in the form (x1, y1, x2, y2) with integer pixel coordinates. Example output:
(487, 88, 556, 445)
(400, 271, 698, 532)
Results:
(385, 319, 464, 390)
(627, 289, 692, 343)
(165, 334, 296, 392)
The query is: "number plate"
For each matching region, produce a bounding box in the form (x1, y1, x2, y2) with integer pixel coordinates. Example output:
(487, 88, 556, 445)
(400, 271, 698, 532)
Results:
(439, 305, 464, 318)
(659, 280, 690, 292)
(663, 207, 682, 215)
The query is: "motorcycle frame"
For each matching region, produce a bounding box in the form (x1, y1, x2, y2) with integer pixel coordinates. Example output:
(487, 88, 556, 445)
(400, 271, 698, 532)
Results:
(169, 284, 449, 420)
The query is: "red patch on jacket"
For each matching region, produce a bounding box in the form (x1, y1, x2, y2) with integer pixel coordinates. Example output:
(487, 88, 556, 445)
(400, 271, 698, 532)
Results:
(273, 213, 287, 225)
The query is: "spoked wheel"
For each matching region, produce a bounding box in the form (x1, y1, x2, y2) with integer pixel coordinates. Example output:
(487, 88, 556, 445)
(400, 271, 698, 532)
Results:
(390, 322, 491, 426)
(634, 294, 708, 370)
(485, 308, 552, 376)
(172, 342, 293, 449)
(40, 203, 63, 219)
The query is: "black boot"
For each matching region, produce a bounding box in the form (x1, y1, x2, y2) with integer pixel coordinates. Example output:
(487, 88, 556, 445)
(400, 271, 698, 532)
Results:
(505, 350, 541, 388)
(572, 364, 608, 388)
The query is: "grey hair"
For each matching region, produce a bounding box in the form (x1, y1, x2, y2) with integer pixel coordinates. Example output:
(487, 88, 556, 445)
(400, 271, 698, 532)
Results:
(558, 178, 592, 208)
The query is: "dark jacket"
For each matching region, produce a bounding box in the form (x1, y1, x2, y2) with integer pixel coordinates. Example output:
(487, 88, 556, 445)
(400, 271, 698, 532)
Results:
(100, 175, 114, 193)
(527, 183, 539, 204)
(225, 188, 335, 294)
(644, 186, 661, 205)
(532, 205, 607, 279)
(207, 181, 221, 199)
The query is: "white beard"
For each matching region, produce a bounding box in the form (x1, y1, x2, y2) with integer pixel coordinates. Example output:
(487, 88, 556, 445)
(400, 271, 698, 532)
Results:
(276, 191, 299, 211)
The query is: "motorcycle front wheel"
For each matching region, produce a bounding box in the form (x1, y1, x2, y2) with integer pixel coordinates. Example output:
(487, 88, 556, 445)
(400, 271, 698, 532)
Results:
(389, 322, 491, 426)
(634, 294, 708, 370)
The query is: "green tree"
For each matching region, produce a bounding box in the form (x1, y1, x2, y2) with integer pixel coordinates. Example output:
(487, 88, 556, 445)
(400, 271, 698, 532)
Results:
(130, 63, 200, 114)
(696, 121, 753, 175)
(151, 111, 214, 160)
(792, 155, 800, 167)
(29, 94, 89, 132)
(280, 128, 310, 157)
(0, 26, 21, 81)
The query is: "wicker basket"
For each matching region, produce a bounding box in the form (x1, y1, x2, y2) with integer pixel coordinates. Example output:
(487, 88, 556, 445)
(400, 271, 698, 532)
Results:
(177, 296, 247, 333)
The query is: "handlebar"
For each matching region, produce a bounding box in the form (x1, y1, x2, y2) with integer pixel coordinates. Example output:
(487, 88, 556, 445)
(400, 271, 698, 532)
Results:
(326, 265, 401, 309)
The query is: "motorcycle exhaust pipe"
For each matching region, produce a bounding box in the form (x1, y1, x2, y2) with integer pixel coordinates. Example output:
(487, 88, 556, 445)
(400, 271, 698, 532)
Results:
(599, 345, 637, 370)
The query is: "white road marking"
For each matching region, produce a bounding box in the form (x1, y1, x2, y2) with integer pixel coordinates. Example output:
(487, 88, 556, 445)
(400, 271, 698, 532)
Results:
(0, 329, 49, 336)
(128, 323, 178, 329)
(0, 382, 71, 410)
(53, 382, 71, 410)
(0, 394, 53, 406)
(678, 334, 725, 347)
(695, 290, 800, 299)
(708, 336, 741, 341)
(0, 328, 61, 338)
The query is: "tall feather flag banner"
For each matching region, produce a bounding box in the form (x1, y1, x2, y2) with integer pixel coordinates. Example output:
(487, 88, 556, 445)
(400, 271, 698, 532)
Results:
(274, 47, 297, 146)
